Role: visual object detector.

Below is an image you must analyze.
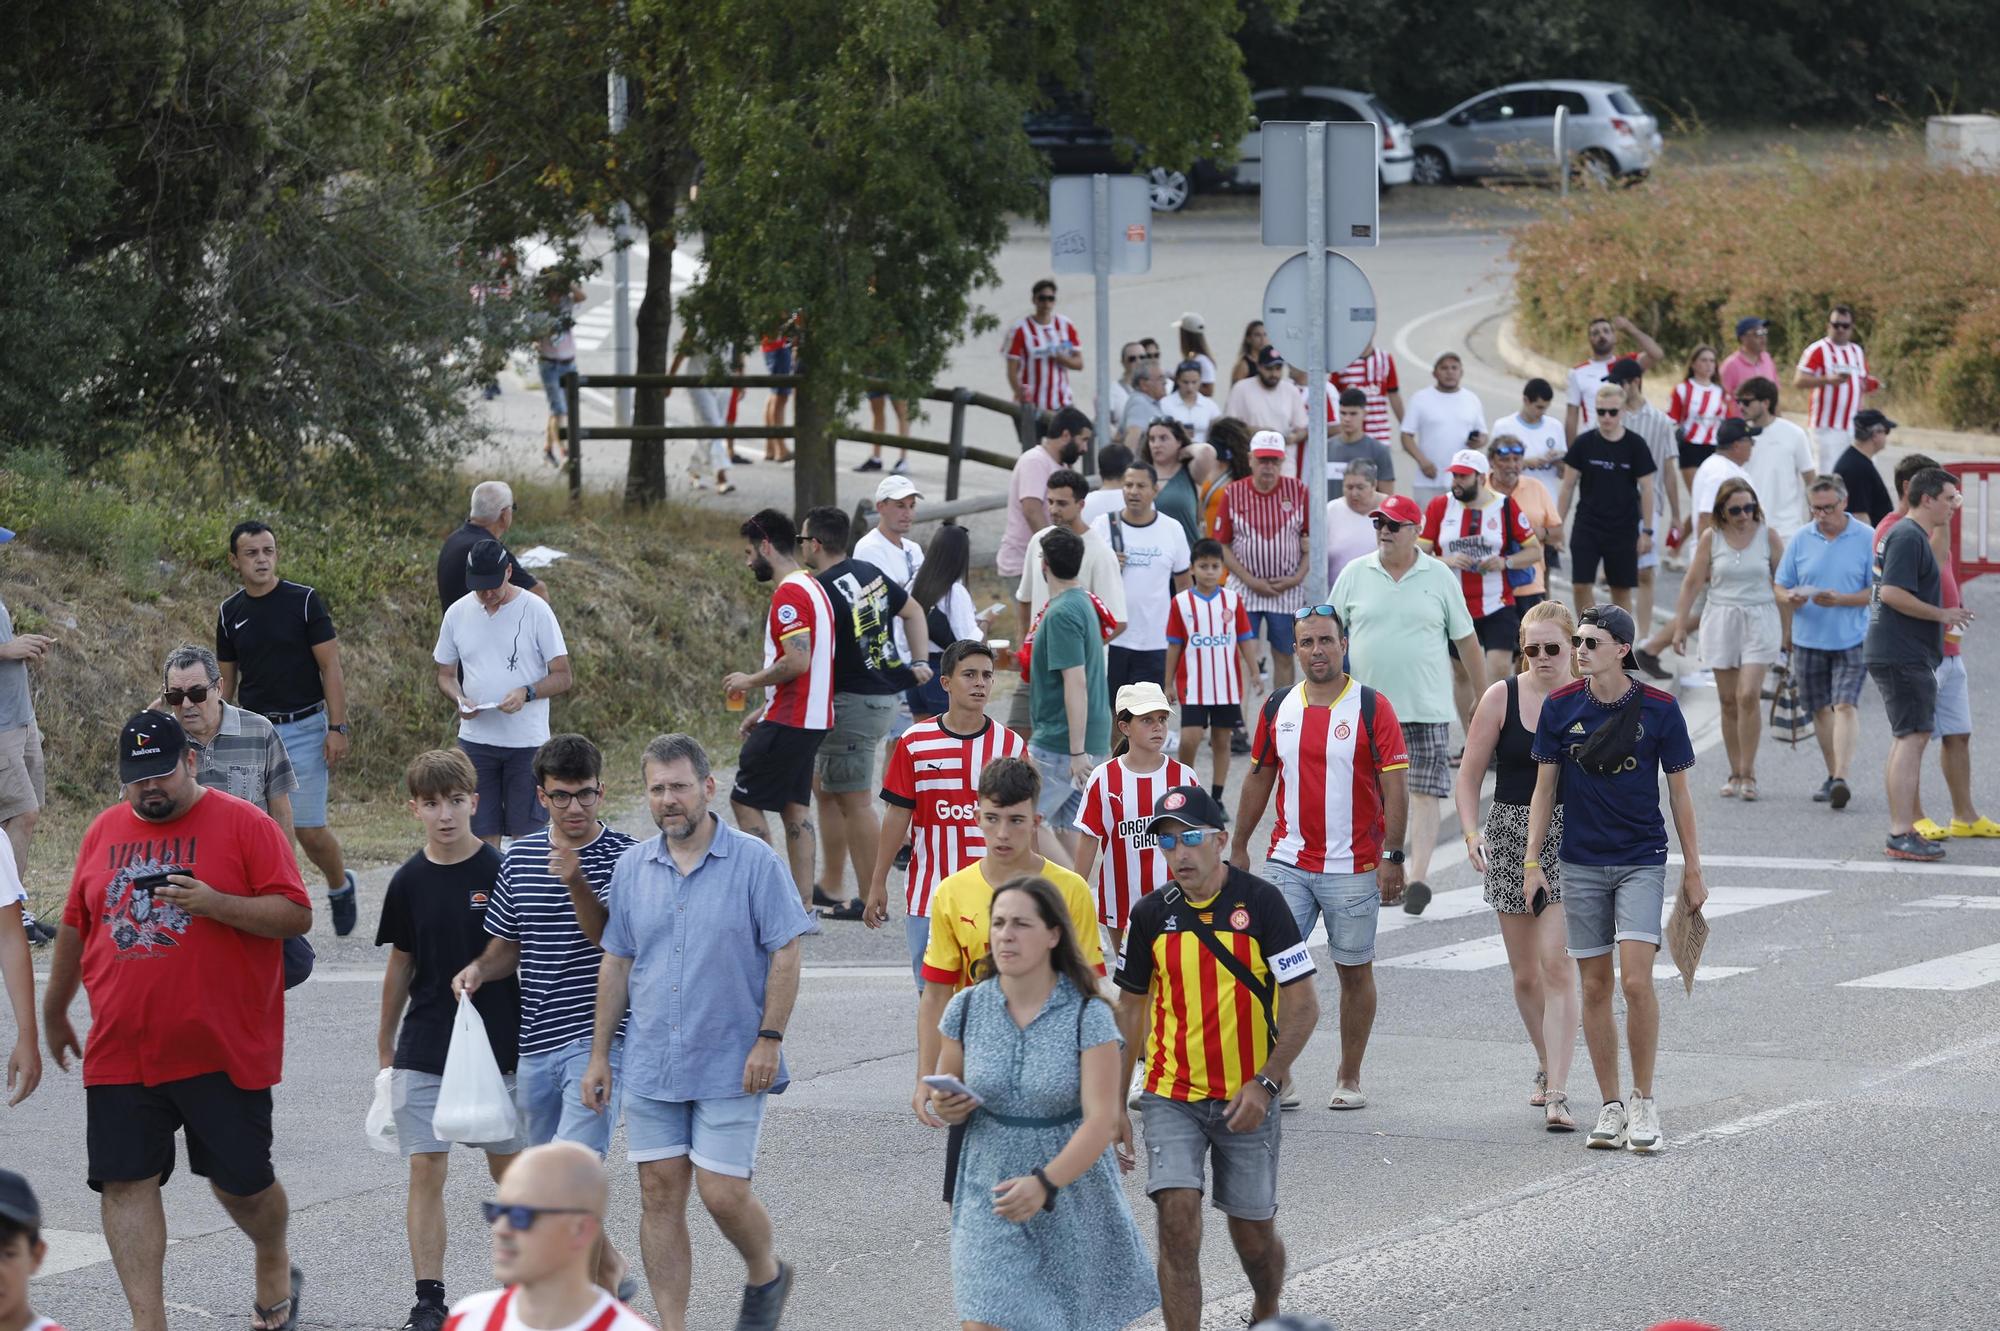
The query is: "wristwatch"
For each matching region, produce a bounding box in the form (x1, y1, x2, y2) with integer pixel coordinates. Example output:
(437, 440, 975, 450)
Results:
(1382, 849, 1407, 866)
(329, 722, 350, 735)
(1031, 1166, 1060, 1211)
(524, 683, 537, 702)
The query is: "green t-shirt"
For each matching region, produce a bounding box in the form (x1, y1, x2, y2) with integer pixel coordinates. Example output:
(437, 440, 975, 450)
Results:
(1329, 552, 1475, 725)
(1029, 588, 1112, 756)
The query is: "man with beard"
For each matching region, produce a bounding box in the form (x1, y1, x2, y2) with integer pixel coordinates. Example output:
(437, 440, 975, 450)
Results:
(723, 510, 837, 912)
(41, 711, 311, 1331)
(583, 734, 814, 1331)
(1562, 315, 1662, 444)
(998, 407, 1092, 582)
(1419, 450, 1542, 725)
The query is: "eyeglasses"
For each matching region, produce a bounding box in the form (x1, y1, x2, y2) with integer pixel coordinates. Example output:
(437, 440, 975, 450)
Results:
(162, 686, 212, 705)
(1829, 320, 1853, 329)
(482, 1202, 591, 1230)
(1293, 604, 1342, 623)
(1596, 408, 1620, 417)
(1155, 829, 1213, 849)
(1571, 634, 1614, 651)
(1371, 517, 1409, 532)
(1810, 501, 1843, 514)
(1724, 503, 1759, 518)
(1521, 642, 1567, 658)
(542, 786, 604, 809)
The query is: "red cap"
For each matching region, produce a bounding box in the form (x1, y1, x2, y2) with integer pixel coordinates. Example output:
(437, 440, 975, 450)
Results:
(1369, 494, 1423, 526)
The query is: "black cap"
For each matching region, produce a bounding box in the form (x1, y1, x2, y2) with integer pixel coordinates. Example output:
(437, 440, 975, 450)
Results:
(1143, 785, 1229, 835)
(1257, 345, 1285, 368)
(1854, 408, 1897, 435)
(118, 710, 187, 784)
(465, 538, 511, 591)
(1604, 356, 1645, 385)
(1579, 603, 1638, 646)
(1716, 418, 1753, 448)
(0, 1169, 38, 1228)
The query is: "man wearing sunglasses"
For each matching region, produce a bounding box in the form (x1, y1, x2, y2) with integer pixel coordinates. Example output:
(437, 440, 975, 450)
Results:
(157, 644, 296, 842)
(1004, 278, 1082, 413)
(1557, 383, 1656, 617)
(1794, 304, 1879, 474)
(1735, 378, 1818, 540)
(1524, 604, 1705, 1154)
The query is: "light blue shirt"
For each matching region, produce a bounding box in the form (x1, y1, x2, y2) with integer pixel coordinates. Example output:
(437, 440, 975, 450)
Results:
(601, 815, 818, 1102)
(1775, 514, 1875, 651)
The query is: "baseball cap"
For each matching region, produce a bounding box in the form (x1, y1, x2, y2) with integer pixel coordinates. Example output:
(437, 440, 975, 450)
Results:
(465, 538, 511, 591)
(119, 709, 188, 785)
(1114, 682, 1174, 718)
(873, 475, 923, 504)
(1855, 408, 1897, 435)
(1143, 785, 1229, 836)
(1249, 430, 1288, 458)
(1579, 603, 1637, 645)
(1447, 448, 1489, 476)
(1715, 418, 1753, 448)
(1734, 315, 1769, 337)
(1604, 356, 1645, 385)
(1177, 312, 1207, 334)
(1369, 494, 1423, 526)
(0, 1169, 40, 1228)
(1256, 346, 1285, 368)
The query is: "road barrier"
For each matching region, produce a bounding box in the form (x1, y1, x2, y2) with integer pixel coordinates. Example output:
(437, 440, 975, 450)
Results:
(1950, 462, 2000, 583)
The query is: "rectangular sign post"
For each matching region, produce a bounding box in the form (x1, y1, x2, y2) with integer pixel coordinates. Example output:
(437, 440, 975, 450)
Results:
(1050, 175, 1152, 466)
(1093, 174, 1111, 472)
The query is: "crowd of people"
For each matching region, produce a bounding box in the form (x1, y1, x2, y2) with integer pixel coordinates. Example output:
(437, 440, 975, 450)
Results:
(0, 278, 1985, 1331)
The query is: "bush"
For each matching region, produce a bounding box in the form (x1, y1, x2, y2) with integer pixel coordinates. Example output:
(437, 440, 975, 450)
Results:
(1510, 158, 2000, 430)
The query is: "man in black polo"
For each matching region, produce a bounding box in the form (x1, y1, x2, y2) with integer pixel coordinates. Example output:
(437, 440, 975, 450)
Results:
(437, 481, 549, 615)
(217, 521, 359, 935)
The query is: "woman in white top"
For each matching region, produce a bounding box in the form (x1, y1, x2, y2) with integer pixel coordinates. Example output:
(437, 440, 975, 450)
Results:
(1669, 478, 1785, 800)
(1161, 360, 1221, 443)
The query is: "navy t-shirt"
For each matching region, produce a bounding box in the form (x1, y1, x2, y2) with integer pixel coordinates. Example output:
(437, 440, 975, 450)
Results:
(1531, 677, 1695, 865)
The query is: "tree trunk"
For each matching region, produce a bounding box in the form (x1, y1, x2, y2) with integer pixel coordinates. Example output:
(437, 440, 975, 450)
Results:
(791, 357, 838, 518)
(624, 174, 680, 507)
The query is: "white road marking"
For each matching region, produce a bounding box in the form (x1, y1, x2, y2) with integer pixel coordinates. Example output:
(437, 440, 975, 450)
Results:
(1391, 292, 1506, 379)
(1906, 894, 2000, 910)
(1839, 943, 2000, 992)
(38, 1229, 115, 1276)
(1669, 852, 2000, 879)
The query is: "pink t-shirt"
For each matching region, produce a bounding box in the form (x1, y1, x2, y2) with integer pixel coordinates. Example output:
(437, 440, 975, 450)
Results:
(998, 446, 1063, 578)
(1718, 349, 1777, 398)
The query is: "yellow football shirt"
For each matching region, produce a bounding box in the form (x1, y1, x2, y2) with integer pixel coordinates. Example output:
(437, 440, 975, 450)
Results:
(919, 857, 1105, 991)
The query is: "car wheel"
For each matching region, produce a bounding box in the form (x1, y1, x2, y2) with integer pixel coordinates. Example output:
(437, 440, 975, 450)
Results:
(1412, 148, 1450, 186)
(1146, 166, 1191, 212)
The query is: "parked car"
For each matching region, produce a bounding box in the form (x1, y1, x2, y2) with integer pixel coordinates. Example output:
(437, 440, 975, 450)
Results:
(1224, 87, 1414, 191)
(1024, 107, 1197, 212)
(1409, 81, 1662, 185)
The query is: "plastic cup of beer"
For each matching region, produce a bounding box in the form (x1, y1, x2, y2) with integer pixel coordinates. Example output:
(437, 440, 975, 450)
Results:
(725, 686, 748, 712)
(989, 639, 1012, 670)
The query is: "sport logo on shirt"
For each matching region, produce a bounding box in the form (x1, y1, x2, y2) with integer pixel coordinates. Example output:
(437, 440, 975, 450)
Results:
(776, 603, 799, 625)
(470, 891, 489, 909)
(1333, 721, 1351, 741)
(1229, 907, 1250, 930)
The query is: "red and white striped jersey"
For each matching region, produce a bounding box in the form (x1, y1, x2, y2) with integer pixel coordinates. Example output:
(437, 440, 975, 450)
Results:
(1667, 379, 1735, 446)
(880, 717, 1027, 916)
(1214, 477, 1310, 614)
(1078, 755, 1199, 929)
(1003, 313, 1080, 411)
(1251, 680, 1408, 874)
(1165, 586, 1252, 705)
(1796, 338, 1869, 431)
(762, 571, 835, 730)
(1333, 349, 1399, 440)
(445, 1288, 648, 1331)
(1420, 491, 1534, 620)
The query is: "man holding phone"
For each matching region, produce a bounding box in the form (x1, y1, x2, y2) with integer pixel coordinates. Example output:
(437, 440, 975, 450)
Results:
(1775, 476, 1876, 808)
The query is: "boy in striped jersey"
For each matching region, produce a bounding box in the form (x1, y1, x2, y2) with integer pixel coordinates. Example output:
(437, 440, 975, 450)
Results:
(1074, 683, 1199, 948)
(1162, 540, 1256, 800)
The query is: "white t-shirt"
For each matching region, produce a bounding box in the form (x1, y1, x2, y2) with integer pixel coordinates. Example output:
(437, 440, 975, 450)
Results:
(442, 1288, 653, 1331)
(1161, 392, 1221, 443)
(435, 591, 569, 748)
(1489, 410, 1566, 470)
(1565, 357, 1615, 409)
(1089, 512, 1191, 650)
(1081, 489, 1125, 526)
(1690, 454, 1753, 527)
(1740, 416, 1817, 540)
(1325, 499, 1380, 586)
(1016, 526, 1129, 629)
(854, 526, 925, 658)
(1104, 379, 1130, 428)
(1400, 386, 1487, 480)
(942, 582, 983, 643)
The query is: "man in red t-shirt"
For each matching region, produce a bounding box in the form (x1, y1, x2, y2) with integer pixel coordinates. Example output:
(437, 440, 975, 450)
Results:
(41, 711, 310, 1331)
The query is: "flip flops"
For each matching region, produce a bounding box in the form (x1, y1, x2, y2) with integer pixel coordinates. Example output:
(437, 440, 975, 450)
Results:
(253, 1264, 303, 1331)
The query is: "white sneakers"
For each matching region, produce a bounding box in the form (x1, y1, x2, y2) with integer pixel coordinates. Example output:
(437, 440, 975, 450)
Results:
(1586, 1100, 1629, 1150)
(1586, 1094, 1663, 1152)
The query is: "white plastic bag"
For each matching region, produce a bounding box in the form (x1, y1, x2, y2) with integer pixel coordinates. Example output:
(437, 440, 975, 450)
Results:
(432, 994, 520, 1144)
(365, 1067, 400, 1155)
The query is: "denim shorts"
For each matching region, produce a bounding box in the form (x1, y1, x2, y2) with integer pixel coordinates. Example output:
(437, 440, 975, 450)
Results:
(274, 712, 330, 828)
(538, 357, 575, 415)
(458, 739, 549, 839)
(1262, 862, 1379, 966)
(1244, 609, 1296, 656)
(515, 1034, 623, 1158)
(762, 345, 795, 396)
(1137, 1091, 1280, 1221)
(392, 1068, 530, 1157)
(1934, 655, 1970, 738)
(905, 914, 931, 988)
(1026, 743, 1105, 832)
(626, 1092, 770, 1178)
(1560, 861, 1667, 959)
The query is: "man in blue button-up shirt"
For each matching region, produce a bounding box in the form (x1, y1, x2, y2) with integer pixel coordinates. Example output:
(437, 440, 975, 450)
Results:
(1775, 475, 1877, 807)
(581, 733, 814, 1331)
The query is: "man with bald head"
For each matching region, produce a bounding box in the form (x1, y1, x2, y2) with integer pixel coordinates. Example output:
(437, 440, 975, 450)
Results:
(443, 1142, 655, 1330)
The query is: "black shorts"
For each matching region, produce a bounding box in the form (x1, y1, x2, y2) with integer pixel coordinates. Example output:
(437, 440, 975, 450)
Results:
(1180, 703, 1244, 730)
(1569, 527, 1639, 590)
(1677, 439, 1716, 474)
(730, 721, 825, 811)
(1869, 663, 1939, 739)
(1105, 646, 1166, 705)
(1514, 592, 1547, 616)
(1471, 604, 1521, 654)
(87, 1072, 275, 1197)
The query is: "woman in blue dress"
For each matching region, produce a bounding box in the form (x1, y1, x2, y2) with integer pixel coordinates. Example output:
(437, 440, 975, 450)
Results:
(930, 876, 1160, 1331)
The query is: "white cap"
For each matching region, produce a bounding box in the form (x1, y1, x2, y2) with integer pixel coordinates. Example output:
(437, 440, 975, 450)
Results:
(1177, 312, 1206, 334)
(1446, 448, 1490, 476)
(1249, 430, 1287, 458)
(874, 475, 923, 503)
(1114, 681, 1174, 717)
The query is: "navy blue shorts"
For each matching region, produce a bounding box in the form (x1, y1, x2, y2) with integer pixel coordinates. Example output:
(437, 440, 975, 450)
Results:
(763, 345, 796, 397)
(459, 739, 549, 838)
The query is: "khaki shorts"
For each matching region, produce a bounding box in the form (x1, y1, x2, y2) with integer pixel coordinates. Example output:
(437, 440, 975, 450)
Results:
(0, 724, 45, 823)
(815, 693, 897, 793)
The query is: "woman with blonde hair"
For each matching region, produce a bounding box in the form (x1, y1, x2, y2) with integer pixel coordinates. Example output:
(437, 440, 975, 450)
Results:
(1454, 599, 1582, 1130)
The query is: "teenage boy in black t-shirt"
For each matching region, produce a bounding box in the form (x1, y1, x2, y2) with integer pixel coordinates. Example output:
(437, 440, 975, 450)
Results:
(1556, 383, 1657, 615)
(375, 750, 525, 1331)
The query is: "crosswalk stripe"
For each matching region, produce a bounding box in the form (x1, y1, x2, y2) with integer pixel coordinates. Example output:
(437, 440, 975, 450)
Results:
(1839, 944, 2000, 992)
(1301, 886, 1490, 950)
(1670, 853, 2000, 880)
(1907, 894, 2000, 910)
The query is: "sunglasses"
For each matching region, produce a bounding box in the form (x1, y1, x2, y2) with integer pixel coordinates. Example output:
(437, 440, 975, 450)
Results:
(1596, 407, 1621, 417)
(482, 1202, 591, 1230)
(1492, 444, 1525, 457)
(1123, 355, 1140, 364)
(1293, 604, 1342, 623)
(1724, 503, 1759, 518)
(542, 786, 604, 809)
(1829, 320, 1852, 329)
(1734, 396, 1757, 406)
(1034, 293, 1057, 303)
(162, 686, 212, 705)
(1155, 829, 1213, 849)
(1571, 634, 1616, 651)
(1371, 517, 1410, 532)
(1521, 642, 1567, 658)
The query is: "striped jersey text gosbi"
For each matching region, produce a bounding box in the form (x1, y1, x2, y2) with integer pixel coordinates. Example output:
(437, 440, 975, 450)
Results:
(1666, 379, 1735, 447)
(1333, 349, 1399, 439)
(1214, 477, 1311, 615)
(1419, 491, 1535, 620)
(1114, 867, 1316, 1103)
(1165, 586, 1253, 705)
(1795, 337, 1870, 431)
(1251, 680, 1408, 874)
(879, 717, 1027, 916)
(1077, 755, 1200, 929)
(1003, 313, 1080, 412)
(762, 570, 835, 730)
(483, 825, 638, 1055)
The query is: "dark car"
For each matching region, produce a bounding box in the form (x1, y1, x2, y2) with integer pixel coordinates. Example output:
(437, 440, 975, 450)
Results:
(1024, 108, 1196, 212)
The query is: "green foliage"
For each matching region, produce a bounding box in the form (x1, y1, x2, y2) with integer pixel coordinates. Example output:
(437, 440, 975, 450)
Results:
(1932, 300, 2000, 432)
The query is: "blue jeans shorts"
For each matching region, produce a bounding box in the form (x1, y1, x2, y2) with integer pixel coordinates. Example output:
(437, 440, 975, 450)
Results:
(762, 345, 795, 396)
(1560, 862, 1667, 959)
(274, 711, 330, 828)
(626, 1092, 770, 1177)
(515, 1034, 624, 1158)
(905, 913, 931, 988)
(1244, 609, 1296, 656)
(1026, 743, 1105, 833)
(1934, 655, 1971, 738)
(1262, 862, 1380, 966)
(392, 1068, 530, 1157)
(538, 357, 575, 415)
(1137, 1091, 1280, 1221)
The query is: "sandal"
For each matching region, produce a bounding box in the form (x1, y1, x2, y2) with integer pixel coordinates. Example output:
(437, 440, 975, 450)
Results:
(252, 1264, 303, 1331)
(1544, 1092, 1576, 1133)
(1740, 778, 1759, 802)
(1719, 776, 1740, 798)
(1529, 1070, 1548, 1107)
(821, 897, 866, 922)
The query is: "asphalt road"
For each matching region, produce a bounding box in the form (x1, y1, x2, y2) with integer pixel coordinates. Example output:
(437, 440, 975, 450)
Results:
(15, 196, 2000, 1330)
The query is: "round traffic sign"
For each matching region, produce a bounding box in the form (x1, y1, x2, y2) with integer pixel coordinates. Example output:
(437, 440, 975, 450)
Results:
(1260, 251, 1377, 373)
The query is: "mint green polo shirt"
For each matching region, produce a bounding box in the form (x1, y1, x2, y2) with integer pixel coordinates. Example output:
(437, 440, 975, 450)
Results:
(1329, 552, 1476, 725)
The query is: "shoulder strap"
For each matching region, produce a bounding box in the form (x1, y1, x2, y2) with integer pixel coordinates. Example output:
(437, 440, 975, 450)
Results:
(1160, 882, 1277, 1047)
(484, 1288, 516, 1331)
(956, 989, 971, 1041)
(1356, 684, 1377, 754)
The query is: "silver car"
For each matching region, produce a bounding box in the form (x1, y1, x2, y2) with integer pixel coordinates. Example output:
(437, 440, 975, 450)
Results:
(1410, 80, 1662, 185)
(1232, 86, 1415, 190)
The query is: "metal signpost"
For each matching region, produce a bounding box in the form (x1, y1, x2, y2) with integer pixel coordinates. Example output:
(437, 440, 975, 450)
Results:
(1554, 103, 1571, 200)
(1050, 175, 1152, 463)
(1259, 123, 1381, 601)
